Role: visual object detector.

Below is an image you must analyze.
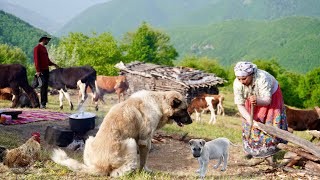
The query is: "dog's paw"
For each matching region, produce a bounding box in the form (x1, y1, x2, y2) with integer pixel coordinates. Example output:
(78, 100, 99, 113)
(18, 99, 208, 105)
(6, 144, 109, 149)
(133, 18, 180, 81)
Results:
(221, 168, 226, 172)
(213, 165, 219, 169)
(196, 169, 200, 173)
(199, 174, 206, 179)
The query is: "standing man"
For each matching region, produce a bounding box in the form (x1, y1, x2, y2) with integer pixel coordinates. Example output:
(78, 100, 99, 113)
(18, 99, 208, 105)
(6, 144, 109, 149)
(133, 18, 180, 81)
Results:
(33, 35, 59, 109)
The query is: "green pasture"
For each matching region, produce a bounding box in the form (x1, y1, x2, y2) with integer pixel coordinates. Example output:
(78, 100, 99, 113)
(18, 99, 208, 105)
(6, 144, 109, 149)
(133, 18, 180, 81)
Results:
(0, 88, 317, 179)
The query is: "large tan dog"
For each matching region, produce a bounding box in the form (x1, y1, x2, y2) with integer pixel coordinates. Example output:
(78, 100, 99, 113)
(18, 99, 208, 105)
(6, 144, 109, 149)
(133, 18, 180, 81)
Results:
(52, 90, 192, 177)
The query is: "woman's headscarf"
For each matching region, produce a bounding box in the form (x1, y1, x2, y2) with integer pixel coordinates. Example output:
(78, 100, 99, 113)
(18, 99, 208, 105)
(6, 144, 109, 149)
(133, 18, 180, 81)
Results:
(234, 61, 257, 77)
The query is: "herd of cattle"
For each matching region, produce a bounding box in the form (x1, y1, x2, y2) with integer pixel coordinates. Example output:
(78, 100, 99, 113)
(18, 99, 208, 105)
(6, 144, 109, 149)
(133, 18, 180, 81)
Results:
(0, 64, 320, 132)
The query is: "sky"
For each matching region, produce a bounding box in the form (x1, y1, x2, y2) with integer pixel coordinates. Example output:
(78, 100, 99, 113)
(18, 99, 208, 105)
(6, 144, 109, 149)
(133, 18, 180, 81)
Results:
(2, 0, 111, 23)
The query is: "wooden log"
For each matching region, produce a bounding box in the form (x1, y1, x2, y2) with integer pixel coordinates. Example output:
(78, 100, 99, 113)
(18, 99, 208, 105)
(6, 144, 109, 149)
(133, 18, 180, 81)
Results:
(285, 156, 302, 167)
(307, 130, 320, 138)
(307, 130, 320, 142)
(305, 160, 320, 172)
(283, 166, 320, 177)
(277, 143, 320, 161)
(254, 122, 320, 158)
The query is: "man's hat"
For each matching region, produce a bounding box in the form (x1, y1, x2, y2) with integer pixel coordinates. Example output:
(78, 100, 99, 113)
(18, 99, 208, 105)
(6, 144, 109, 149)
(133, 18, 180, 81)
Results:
(39, 35, 51, 42)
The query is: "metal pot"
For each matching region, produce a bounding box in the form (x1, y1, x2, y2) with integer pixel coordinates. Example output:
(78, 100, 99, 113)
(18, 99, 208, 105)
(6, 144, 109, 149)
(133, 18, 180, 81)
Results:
(69, 112, 96, 134)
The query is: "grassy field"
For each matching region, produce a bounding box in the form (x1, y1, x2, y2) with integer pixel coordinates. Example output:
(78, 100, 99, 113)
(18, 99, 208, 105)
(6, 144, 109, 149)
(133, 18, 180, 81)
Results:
(0, 88, 317, 179)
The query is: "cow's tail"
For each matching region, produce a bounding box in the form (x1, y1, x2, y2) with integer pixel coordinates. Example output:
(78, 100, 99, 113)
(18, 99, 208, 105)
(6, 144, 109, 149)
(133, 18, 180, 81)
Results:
(94, 80, 100, 98)
(52, 149, 97, 174)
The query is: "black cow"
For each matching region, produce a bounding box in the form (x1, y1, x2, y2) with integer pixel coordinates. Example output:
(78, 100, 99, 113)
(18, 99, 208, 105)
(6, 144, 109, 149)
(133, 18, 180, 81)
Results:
(48, 66, 98, 111)
(0, 64, 39, 108)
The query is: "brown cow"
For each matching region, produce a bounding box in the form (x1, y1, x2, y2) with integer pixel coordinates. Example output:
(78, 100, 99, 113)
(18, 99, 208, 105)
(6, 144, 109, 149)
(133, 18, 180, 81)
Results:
(285, 105, 320, 132)
(187, 94, 225, 124)
(80, 75, 129, 104)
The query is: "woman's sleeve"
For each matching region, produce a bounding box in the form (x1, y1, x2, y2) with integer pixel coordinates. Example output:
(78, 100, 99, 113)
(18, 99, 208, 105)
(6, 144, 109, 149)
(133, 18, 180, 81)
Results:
(233, 79, 245, 105)
(237, 104, 251, 122)
(256, 74, 272, 106)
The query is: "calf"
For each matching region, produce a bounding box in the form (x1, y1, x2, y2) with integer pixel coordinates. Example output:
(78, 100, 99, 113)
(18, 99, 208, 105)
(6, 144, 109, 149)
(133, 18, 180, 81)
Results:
(0, 64, 39, 108)
(0, 88, 13, 100)
(285, 105, 320, 132)
(48, 66, 98, 111)
(0, 87, 31, 108)
(187, 94, 225, 124)
(79, 75, 129, 104)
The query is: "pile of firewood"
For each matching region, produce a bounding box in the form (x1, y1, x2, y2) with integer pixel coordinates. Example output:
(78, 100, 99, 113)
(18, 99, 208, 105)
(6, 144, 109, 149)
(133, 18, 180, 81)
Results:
(255, 122, 320, 176)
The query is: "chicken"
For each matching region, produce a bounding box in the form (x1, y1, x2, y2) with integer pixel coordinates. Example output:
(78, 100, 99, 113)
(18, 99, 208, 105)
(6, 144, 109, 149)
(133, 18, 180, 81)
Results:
(0, 132, 41, 173)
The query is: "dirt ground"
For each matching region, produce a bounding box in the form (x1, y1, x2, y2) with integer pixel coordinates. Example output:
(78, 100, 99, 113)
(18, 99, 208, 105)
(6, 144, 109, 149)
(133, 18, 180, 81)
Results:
(1, 121, 319, 179)
(0, 95, 319, 179)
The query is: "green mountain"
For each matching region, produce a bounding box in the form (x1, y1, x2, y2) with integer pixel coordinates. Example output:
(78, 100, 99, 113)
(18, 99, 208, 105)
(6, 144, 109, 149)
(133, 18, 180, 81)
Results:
(57, 0, 320, 37)
(0, 10, 58, 61)
(0, 1, 60, 34)
(168, 16, 320, 73)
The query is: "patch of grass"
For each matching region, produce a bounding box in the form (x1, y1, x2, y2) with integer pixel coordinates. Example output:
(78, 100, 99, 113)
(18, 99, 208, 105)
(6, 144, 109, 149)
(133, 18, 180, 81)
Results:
(0, 131, 19, 148)
(162, 114, 242, 143)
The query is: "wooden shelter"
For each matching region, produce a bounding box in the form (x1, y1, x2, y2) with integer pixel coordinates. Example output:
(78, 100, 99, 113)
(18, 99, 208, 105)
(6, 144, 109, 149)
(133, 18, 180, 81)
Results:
(115, 61, 225, 102)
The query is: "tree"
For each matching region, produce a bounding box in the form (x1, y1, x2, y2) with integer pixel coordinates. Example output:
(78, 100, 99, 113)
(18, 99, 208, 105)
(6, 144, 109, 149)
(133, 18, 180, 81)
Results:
(120, 22, 178, 66)
(252, 59, 284, 78)
(297, 67, 320, 108)
(0, 44, 28, 65)
(48, 44, 77, 67)
(277, 72, 304, 108)
(54, 32, 122, 75)
(178, 56, 229, 84)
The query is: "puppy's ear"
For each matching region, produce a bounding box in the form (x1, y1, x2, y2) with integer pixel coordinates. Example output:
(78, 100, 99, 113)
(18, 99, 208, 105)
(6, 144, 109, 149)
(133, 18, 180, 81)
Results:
(171, 98, 182, 108)
(189, 139, 194, 146)
(200, 139, 206, 146)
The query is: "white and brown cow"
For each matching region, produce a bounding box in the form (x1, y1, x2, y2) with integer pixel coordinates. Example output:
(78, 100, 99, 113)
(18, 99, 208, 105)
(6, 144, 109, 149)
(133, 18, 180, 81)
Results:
(187, 94, 225, 124)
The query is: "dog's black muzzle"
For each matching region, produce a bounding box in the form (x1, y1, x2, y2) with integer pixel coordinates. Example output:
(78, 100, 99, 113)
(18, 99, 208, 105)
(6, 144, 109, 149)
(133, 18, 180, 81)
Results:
(192, 148, 202, 158)
(193, 154, 201, 158)
(170, 110, 192, 127)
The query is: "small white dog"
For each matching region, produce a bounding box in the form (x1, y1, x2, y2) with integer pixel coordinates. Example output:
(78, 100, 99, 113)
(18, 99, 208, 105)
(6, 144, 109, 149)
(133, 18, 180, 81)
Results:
(189, 138, 236, 178)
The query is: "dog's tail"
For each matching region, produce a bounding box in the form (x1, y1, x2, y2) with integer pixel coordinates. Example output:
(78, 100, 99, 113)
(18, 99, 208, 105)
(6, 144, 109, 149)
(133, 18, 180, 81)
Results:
(229, 140, 239, 147)
(51, 149, 94, 173)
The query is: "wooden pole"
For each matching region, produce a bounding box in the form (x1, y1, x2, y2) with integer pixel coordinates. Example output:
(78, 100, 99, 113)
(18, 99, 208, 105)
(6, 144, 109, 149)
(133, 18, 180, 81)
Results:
(254, 122, 320, 158)
(277, 143, 320, 161)
(305, 160, 320, 172)
(283, 166, 320, 177)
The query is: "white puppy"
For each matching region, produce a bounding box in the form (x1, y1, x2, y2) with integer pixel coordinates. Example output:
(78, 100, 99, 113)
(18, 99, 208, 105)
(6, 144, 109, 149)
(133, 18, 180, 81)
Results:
(189, 138, 235, 178)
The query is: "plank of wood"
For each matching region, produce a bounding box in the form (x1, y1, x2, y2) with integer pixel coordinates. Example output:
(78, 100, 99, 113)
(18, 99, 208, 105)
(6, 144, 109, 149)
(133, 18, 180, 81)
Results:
(283, 166, 320, 176)
(254, 122, 320, 158)
(305, 160, 320, 172)
(277, 143, 320, 161)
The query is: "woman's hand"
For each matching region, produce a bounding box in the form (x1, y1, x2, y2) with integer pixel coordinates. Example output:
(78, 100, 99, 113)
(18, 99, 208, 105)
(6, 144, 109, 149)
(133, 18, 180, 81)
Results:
(249, 95, 257, 105)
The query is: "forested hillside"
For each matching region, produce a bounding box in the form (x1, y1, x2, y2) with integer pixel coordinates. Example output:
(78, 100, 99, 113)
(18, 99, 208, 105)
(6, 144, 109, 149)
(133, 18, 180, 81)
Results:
(168, 16, 320, 73)
(0, 1, 59, 34)
(0, 11, 58, 61)
(57, 0, 320, 37)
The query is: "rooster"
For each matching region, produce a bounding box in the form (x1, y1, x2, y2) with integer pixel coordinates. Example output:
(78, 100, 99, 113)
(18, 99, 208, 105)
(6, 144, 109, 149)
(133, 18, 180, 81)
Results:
(0, 132, 41, 174)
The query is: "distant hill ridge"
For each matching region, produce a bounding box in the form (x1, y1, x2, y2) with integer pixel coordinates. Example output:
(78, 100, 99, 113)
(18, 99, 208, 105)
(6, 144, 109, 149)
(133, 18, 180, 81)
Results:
(168, 16, 320, 73)
(57, 0, 320, 37)
(0, 10, 57, 60)
(0, 1, 60, 33)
